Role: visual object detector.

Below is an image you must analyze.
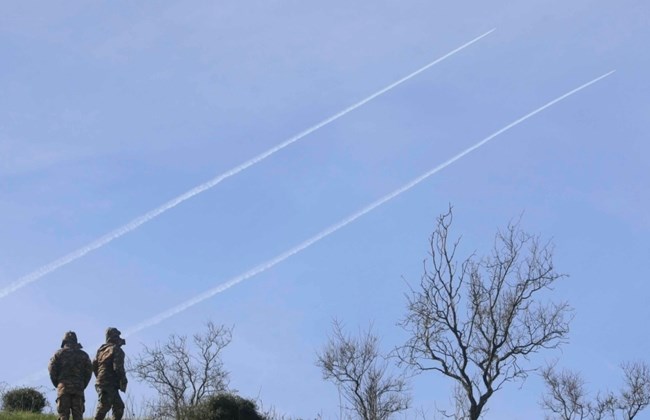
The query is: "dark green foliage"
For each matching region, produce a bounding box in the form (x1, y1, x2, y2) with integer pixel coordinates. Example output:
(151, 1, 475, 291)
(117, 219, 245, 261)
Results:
(184, 393, 266, 420)
(1, 387, 47, 413)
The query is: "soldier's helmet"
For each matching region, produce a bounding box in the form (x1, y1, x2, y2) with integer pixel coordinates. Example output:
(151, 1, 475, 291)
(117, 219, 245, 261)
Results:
(106, 327, 127, 346)
(61, 331, 78, 348)
(106, 327, 122, 340)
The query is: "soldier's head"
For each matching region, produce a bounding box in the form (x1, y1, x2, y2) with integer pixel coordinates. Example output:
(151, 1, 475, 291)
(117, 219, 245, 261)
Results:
(106, 327, 126, 346)
(61, 331, 78, 348)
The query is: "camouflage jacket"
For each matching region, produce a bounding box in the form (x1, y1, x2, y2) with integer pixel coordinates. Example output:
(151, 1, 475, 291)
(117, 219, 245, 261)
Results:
(48, 344, 93, 394)
(93, 343, 127, 388)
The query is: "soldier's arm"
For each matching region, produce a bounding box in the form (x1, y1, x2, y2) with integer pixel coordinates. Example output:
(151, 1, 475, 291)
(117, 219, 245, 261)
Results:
(83, 353, 93, 388)
(114, 348, 128, 385)
(47, 354, 59, 388)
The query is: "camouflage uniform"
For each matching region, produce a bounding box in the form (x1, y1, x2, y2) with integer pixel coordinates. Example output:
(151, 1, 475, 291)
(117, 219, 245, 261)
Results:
(48, 331, 93, 420)
(93, 327, 128, 420)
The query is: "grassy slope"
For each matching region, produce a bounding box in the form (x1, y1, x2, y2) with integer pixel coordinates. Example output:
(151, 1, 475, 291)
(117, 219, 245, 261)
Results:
(0, 413, 57, 420)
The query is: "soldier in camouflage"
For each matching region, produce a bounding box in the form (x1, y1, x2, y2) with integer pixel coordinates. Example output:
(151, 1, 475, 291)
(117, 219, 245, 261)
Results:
(93, 327, 128, 420)
(48, 331, 93, 420)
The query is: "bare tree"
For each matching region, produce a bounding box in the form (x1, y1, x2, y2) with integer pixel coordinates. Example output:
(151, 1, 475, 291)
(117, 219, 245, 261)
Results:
(129, 321, 232, 419)
(316, 320, 410, 420)
(619, 362, 650, 419)
(397, 207, 571, 420)
(540, 364, 591, 420)
(542, 362, 650, 420)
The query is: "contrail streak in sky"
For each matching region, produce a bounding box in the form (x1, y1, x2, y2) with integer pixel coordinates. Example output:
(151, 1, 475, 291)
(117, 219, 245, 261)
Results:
(16, 70, 615, 387)
(0, 29, 495, 300)
(123, 70, 616, 337)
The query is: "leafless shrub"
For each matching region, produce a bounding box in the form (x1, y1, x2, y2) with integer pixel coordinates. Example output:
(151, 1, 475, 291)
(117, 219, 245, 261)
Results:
(129, 321, 232, 420)
(540, 361, 650, 420)
(317, 320, 410, 420)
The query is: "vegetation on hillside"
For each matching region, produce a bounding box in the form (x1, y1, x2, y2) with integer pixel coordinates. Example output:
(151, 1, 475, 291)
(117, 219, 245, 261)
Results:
(0, 413, 57, 420)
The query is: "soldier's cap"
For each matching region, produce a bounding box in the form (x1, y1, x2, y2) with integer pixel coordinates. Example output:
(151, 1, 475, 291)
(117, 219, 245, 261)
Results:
(61, 331, 78, 348)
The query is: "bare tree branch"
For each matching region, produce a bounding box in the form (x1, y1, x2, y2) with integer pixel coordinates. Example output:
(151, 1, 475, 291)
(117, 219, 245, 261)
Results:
(540, 364, 590, 420)
(317, 320, 410, 420)
(398, 207, 571, 420)
(619, 361, 650, 419)
(128, 321, 232, 420)
(540, 361, 650, 420)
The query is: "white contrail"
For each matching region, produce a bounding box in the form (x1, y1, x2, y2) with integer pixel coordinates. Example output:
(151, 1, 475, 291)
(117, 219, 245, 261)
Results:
(0, 29, 495, 300)
(123, 70, 616, 336)
(16, 70, 615, 387)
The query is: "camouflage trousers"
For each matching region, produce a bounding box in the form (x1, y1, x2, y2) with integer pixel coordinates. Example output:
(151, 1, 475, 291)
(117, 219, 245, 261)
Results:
(56, 391, 85, 420)
(94, 385, 124, 420)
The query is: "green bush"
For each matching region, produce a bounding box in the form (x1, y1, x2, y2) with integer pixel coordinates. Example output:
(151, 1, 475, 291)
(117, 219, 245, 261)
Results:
(185, 393, 266, 420)
(1, 388, 47, 413)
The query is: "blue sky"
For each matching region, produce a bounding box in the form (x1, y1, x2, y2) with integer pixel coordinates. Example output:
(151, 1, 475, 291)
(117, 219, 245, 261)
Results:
(1, 1, 648, 418)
